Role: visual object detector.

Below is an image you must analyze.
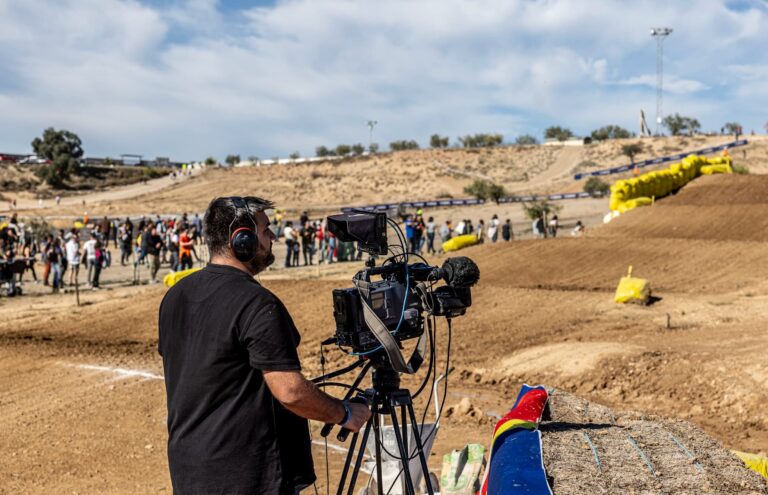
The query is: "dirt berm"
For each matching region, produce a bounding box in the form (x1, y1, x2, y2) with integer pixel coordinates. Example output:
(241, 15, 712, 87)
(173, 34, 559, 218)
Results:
(542, 390, 767, 494)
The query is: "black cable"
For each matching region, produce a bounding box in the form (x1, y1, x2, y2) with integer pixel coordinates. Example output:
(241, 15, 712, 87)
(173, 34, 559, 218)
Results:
(319, 343, 330, 495)
(315, 382, 365, 395)
(411, 318, 434, 399)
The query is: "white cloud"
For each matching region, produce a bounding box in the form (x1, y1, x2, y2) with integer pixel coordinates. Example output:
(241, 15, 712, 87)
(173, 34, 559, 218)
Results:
(0, 0, 766, 159)
(616, 74, 710, 94)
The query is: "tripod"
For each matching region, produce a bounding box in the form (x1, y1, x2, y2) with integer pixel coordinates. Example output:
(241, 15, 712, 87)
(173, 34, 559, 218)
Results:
(329, 366, 435, 495)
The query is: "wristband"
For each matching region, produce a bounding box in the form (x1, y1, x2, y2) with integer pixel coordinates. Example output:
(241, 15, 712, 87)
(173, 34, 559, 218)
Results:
(338, 401, 351, 426)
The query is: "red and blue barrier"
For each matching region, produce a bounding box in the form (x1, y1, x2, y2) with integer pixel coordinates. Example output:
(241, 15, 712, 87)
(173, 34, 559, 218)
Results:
(481, 384, 552, 495)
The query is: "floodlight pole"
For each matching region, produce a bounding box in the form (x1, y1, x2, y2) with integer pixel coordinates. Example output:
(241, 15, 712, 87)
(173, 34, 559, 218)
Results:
(367, 120, 378, 149)
(650, 27, 673, 135)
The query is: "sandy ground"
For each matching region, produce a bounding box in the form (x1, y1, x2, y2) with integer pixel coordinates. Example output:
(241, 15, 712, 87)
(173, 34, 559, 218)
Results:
(1, 166, 767, 492)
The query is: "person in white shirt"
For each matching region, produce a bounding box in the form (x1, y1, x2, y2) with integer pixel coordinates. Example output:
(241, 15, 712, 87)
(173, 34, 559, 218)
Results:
(65, 233, 81, 287)
(82, 233, 97, 284)
(488, 214, 500, 243)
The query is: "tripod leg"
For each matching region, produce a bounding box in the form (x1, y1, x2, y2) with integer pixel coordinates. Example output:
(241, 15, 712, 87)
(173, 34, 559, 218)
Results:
(373, 412, 384, 495)
(346, 419, 373, 495)
(388, 406, 417, 495)
(405, 402, 435, 495)
(336, 430, 360, 495)
(400, 404, 408, 459)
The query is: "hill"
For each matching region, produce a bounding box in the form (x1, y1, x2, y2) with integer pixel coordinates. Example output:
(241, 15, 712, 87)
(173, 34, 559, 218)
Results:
(4, 135, 767, 216)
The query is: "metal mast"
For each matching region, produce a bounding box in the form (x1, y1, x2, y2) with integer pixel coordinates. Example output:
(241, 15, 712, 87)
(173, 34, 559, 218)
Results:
(367, 120, 378, 150)
(650, 27, 672, 135)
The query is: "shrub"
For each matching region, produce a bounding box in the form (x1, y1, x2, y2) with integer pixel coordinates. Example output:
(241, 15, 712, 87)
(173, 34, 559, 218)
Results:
(590, 125, 632, 141)
(463, 179, 506, 203)
(584, 177, 610, 197)
(430, 134, 450, 148)
(733, 164, 749, 175)
(544, 126, 573, 142)
(515, 134, 538, 145)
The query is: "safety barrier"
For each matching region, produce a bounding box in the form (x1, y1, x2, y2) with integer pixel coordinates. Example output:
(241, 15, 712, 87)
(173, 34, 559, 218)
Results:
(340, 192, 592, 213)
(574, 139, 747, 180)
(609, 154, 732, 213)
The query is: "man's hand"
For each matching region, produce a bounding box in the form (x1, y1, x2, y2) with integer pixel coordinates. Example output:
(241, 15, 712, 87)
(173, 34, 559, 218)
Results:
(342, 402, 371, 433)
(264, 370, 371, 427)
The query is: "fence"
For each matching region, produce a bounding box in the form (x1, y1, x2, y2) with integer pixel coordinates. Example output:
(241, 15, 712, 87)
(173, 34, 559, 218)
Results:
(573, 139, 748, 180)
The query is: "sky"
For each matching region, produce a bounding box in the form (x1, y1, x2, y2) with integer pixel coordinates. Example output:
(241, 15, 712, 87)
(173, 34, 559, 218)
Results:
(0, 0, 766, 161)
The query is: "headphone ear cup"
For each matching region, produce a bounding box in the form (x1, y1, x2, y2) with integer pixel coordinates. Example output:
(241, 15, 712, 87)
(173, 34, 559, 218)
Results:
(231, 229, 258, 262)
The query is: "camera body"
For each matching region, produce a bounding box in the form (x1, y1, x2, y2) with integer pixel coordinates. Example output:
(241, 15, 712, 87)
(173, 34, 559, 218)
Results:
(327, 210, 477, 356)
(331, 261, 472, 353)
(332, 279, 423, 352)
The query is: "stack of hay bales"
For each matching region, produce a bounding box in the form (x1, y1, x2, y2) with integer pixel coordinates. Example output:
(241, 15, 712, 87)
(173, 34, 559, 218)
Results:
(610, 155, 733, 213)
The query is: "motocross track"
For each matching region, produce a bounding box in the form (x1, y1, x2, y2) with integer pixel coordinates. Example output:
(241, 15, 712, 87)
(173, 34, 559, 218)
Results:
(1, 173, 767, 493)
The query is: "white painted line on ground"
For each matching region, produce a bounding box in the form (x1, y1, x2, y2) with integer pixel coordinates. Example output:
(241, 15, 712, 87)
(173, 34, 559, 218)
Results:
(66, 363, 164, 380)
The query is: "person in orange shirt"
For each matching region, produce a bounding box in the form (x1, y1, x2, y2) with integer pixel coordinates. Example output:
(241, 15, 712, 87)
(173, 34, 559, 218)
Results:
(179, 227, 194, 270)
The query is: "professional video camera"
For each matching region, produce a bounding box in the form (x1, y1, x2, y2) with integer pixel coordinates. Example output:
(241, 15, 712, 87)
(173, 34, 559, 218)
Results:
(327, 210, 479, 360)
(314, 210, 480, 495)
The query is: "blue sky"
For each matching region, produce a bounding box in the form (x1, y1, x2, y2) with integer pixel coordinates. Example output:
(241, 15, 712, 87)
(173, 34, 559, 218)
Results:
(0, 0, 766, 161)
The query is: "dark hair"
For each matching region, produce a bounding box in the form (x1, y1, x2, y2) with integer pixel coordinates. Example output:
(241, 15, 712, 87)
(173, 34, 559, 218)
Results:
(204, 196, 274, 257)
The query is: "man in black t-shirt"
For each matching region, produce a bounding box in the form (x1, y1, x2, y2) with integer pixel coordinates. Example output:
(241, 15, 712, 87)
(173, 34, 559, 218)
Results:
(159, 196, 370, 495)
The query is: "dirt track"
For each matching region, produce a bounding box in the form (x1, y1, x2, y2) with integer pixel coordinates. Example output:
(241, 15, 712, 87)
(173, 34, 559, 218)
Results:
(2, 173, 767, 493)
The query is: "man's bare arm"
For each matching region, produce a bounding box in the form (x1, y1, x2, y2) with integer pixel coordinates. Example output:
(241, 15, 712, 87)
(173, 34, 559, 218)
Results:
(263, 370, 370, 431)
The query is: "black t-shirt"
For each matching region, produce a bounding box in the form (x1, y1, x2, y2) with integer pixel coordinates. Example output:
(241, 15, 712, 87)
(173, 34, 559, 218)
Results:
(158, 264, 315, 494)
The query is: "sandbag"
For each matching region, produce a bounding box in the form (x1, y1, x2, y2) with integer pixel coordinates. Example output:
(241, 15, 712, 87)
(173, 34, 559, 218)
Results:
(163, 267, 202, 287)
(615, 265, 651, 304)
(733, 451, 768, 480)
(443, 234, 479, 253)
(700, 164, 733, 175)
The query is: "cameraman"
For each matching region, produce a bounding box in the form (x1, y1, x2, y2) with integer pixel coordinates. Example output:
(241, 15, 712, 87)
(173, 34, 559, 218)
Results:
(159, 196, 370, 495)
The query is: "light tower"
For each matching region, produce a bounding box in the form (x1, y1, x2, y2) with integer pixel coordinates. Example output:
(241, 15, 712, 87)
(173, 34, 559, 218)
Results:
(650, 27, 673, 135)
(366, 120, 378, 150)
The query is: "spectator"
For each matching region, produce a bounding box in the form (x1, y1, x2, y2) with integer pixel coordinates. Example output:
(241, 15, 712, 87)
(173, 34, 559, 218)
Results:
(476, 219, 485, 243)
(301, 222, 315, 266)
(548, 214, 559, 238)
(502, 219, 513, 241)
(83, 233, 97, 284)
(283, 221, 295, 268)
(426, 216, 437, 254)
(65, 233, 81, 287)
(145, 227, 164, 283)
(179, 227, 194, 271)
(488, 214, 500, 243)
(20, 239, 38, 284)
(92, 240, 104, 289)
(571, 221, 586, 237)
(46, 238, 64, 293)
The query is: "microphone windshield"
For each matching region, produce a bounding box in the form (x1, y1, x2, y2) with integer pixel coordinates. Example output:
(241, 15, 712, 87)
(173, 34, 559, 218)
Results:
(441, 257, 480, 288)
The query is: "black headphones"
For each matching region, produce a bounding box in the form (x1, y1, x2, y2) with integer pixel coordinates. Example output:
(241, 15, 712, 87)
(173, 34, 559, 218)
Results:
(228, 197, 259, 262)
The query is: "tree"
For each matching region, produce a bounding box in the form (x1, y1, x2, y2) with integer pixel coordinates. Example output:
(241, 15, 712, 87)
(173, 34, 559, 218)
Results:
(590, 125, 632, 141)
(544, 126, 573, 142)
(368, 143, 379, 153)
(335, 144, 351, 156)
(458, 134, 503, 148)
(583, 177, 610, 197)
(687, 118, 701, 135)
(621, 143, 644, 164)
(247, 155, 259, 163)
(315, 145, 330, 157)
(31, 127, 84, 187)
(723, 122, 742, 136)
(515, 134, 539, 145)
(430, 134, 449, 148)
(663, 113, 700, 136)
(351, 143, 365, 156)
(289, 151, 301, 160)
(225, 154, 241, 167)
(463, 179, 506, 203)
(204, 156, 217, 166)
(521, 200, 562, 238)
(390, 140, 420, 151)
